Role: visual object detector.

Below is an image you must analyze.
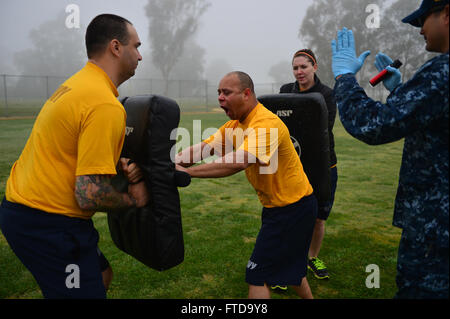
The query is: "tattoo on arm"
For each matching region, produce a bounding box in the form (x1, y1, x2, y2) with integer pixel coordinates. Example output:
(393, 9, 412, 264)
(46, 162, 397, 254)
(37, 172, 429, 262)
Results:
(75, 175, 136, 211)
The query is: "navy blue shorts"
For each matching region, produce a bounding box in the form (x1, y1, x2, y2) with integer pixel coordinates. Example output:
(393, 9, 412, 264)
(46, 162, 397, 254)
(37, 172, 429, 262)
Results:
(0, 198, 109, 299)
(317, 166, 338, 220)
(245, 195, 317, 286)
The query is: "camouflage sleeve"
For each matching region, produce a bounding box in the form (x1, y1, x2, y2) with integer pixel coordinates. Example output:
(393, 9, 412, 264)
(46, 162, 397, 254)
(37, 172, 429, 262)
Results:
(334, 55, 449, 145)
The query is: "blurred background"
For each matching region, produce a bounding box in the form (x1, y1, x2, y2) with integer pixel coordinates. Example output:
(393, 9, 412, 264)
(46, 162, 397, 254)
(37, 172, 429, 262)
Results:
(0, 0, 434, 116)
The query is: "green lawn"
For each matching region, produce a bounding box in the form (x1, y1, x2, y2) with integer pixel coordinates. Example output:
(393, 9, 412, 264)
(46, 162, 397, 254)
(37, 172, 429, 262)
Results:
(0, 112, 403, 299)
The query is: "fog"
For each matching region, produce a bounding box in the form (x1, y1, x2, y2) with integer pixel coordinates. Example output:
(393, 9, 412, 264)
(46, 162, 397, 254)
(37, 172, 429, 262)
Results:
(0, 0, 316, 83)
(1, 0, 425, 90)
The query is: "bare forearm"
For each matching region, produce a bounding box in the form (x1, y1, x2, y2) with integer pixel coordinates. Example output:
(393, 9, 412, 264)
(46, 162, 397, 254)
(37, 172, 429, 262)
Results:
(186, 162, 246, 178)
(180, 149, 254, 178)
(176, 142, 215, 167)
(75, 175, 136, 211)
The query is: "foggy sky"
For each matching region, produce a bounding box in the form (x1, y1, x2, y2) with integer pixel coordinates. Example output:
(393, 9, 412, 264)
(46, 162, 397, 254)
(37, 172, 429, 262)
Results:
(0, 0, 320, 83)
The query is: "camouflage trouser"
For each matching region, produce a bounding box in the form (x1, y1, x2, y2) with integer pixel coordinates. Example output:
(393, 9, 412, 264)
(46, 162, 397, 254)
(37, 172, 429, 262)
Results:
(394, 232, 449, 299)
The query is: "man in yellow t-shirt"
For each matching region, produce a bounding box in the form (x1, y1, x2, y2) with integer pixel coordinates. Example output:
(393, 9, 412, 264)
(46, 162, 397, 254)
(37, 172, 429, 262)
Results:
(0, 14, 147, 299)
(176, 71, 318, 299)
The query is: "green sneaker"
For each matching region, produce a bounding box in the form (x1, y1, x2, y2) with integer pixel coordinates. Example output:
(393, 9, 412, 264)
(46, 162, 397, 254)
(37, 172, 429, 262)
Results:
(308, 257, 330, 279)
(270, 285, 288, 291)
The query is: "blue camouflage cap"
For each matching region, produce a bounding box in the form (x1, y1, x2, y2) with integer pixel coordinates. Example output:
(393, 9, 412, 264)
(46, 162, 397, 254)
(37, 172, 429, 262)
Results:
(402, 0, 449, 27)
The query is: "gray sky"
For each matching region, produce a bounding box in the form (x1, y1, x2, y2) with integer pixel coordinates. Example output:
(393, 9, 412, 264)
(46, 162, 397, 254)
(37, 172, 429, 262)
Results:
(0, 0, 316, 83)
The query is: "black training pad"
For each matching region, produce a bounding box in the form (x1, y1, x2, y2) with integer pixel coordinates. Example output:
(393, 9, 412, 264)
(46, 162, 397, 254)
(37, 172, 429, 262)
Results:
(258, 93, 331, 205)
(107, 95, 185, 271)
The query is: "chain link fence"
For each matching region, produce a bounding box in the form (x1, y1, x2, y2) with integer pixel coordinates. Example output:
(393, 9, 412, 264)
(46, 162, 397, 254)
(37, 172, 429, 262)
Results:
(0, 74, 285, 117)
(0, 74, 67, 117)
(0, 73, 390, 118)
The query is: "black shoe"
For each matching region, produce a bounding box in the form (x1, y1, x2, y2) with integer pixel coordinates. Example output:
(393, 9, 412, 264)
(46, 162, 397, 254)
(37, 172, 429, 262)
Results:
(270, 285, 288, 291)
(308, 257, 330, 279)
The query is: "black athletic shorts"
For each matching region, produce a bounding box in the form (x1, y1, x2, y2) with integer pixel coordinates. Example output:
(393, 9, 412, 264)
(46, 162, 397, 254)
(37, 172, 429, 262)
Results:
(245, 195, 317, 286)
(0, 198, 109, 298)
(317, 166, 338, 220)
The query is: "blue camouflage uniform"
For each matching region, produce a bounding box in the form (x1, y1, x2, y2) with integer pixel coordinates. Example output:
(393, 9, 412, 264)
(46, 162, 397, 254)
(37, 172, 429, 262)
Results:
(334, 52, 449, 298)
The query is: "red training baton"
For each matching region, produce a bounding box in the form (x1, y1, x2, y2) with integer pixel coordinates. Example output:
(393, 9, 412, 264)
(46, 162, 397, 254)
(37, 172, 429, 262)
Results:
(369, 59, 402, 87)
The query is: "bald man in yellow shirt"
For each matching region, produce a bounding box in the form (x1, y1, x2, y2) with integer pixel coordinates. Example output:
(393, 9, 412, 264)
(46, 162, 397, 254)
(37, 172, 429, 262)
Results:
(0, 14, 146, 298)
(176, 71, 318, 299)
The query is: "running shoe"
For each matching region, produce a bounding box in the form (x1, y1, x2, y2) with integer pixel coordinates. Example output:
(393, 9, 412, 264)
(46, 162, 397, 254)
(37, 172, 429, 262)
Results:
(270, 285, 288, 291)
(308, 257, 330, 279)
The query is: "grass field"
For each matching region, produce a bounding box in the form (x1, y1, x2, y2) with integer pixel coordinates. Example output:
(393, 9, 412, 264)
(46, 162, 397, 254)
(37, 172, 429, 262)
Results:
(0, 98, 214, 118)
(0, 112, 403, 299)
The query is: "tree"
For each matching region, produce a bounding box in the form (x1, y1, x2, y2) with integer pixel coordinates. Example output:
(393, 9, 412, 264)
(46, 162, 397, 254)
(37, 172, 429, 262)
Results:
(205, 58, 233, 85)
(299, 0, 436, 92)
(170, 39, 206, 81)
(14, 10, 85, 77)
(0, 45, 17, 75)
(374, 0, 436, 82)
(145, 0, 210, 95)
(11, 10, 85, 100)
(298, 0, 386, 87)
(268, 60, 293, 86)
(136, 40, 206, 81)
(131, 39, 206, 99)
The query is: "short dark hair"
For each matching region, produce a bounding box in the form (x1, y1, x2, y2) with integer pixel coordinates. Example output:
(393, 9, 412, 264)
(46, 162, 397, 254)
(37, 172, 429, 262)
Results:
(228, 71, 255, 94)
(85, 14, 132, 58)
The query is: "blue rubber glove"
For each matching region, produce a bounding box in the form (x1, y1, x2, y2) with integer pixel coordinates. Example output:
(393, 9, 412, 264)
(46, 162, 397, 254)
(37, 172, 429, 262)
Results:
(374, 52, 402, 92)
(331, 27, 371, 79)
